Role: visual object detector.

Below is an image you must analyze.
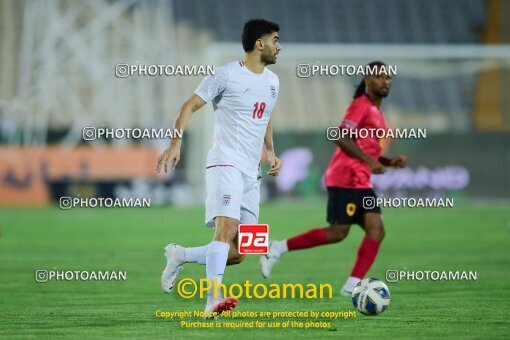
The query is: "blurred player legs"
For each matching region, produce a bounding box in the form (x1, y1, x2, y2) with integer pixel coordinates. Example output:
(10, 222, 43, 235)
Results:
(261, 213, 384, 295)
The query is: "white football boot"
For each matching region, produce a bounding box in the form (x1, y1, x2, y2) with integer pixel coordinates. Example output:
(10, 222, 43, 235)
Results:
(161, 243, 184, 293)
(259, 241, 284, 278)
(341, 276, 361, 296)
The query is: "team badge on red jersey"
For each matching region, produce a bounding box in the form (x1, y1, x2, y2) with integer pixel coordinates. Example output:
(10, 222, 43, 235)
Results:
(347, 203, 356, 216)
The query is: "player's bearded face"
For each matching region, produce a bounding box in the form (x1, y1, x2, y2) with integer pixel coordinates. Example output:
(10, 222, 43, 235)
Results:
(262, 47, 276, 64)
(260, 36, 280, 65)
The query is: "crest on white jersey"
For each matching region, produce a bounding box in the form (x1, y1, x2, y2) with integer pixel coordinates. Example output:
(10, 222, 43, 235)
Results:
(270, 86, 276, 99)
(223, 194, 231, 206)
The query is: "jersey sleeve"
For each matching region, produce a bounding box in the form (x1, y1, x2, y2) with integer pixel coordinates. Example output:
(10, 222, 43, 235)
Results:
(274, 76, 280, 102)
(339, 102, 368, 131)
(194, 65, 230, 103)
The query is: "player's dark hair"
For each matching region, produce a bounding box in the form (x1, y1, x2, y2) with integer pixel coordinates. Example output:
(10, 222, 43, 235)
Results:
(242, 19, 280, 52)
(353, 61, 387, 99)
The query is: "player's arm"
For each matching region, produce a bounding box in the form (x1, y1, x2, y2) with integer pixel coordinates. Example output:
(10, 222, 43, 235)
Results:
(379, 155, 407, 168)
(264, 118, 282, 176)
(332, 136, 386, 174)
(156, 94, 206, 173)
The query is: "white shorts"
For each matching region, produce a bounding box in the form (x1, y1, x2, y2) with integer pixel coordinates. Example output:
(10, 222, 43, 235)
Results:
(205, 166, 260, 227)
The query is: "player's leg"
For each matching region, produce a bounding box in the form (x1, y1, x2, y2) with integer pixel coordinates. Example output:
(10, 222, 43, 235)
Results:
(280, 222, 351, 251)
(260, 187, 354, 278)
(206, 215, 238, 288)
(260, 223, 351, 278)
(161, 166, 242, 294)
(201, 167, 244, 318)
(285, 187, 355, 249)
(167, 244, 208, 265)
(226, 232, 246, 265)
(226, 173, 260, 265)
(162, 235, 242, 294)
(341, 189, 384, 296)
(203, 215, 239, 318)
(349, 212, 385, 279)
(161, 241, 214, 292)
(172, 228, 247, 268)
(205, 171, 272, 314)
(165, 229, 246, 269)
(207, 216, 239, 274)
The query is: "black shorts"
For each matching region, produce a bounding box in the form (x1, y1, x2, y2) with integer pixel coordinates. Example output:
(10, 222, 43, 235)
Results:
(326, 187, 381, 226)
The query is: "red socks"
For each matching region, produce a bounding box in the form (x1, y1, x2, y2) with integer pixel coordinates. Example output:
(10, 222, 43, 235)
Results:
(350, 237, 381, 279)
(287, 228, 329, 251)
(286, 230, 381, 279)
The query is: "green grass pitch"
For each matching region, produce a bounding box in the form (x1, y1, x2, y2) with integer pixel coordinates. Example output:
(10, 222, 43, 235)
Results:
(1, 201, 509, 339)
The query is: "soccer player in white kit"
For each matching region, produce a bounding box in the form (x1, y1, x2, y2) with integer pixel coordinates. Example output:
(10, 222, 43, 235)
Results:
(156, 19, 282, 318)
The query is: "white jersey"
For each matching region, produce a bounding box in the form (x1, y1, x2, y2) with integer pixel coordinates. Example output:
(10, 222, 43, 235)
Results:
(194, 61, 280, 177)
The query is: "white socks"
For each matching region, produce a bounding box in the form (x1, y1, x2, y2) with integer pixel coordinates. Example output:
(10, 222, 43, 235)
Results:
(177, 245, 208, 265)
(273, 240, 289, 256)
(205, 241, 230, 303)
(345, 276, 361, 289)
(173, 241, 230, 303)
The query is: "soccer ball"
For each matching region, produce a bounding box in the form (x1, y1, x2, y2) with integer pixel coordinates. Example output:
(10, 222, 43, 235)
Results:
(351, 278, 390, 315)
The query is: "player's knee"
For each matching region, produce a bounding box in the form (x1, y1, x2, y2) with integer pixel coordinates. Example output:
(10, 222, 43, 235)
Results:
(215, 230, 235, 243)
(379, 228, 386, 242)
(366, 226, 385, 242)
(227, 254, 246, 265)
(326, 224, 350, 243)
(214, 218, 239, 243)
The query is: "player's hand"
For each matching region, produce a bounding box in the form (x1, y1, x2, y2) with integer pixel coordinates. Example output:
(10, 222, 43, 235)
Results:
(389, 154, 407, 168)
(156, 144, 181, 173)
(368, 158, 386, 174)
(266, 153, 282, 176)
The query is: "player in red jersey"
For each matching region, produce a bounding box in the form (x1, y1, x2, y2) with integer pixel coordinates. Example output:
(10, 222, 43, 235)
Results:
(260, 61, 407, 295)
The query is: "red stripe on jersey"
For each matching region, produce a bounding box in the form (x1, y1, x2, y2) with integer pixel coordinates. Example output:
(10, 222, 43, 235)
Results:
(239, 61, 244, 67)
(206, 164, 235, 169)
